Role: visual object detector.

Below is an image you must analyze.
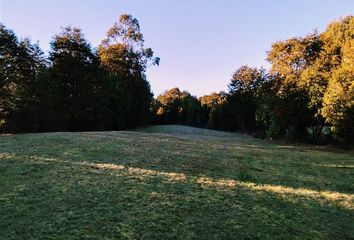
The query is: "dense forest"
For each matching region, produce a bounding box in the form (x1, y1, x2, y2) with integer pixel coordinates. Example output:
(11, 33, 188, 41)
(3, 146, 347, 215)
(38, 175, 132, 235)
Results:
(0, 15, 353, 145)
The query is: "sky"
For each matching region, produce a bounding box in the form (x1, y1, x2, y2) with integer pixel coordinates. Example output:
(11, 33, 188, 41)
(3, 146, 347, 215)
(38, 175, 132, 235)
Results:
(0, 0, 353, 97)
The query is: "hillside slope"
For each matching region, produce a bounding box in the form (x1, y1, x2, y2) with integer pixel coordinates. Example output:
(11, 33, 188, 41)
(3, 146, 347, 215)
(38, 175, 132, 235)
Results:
(0, 125, 353, 239)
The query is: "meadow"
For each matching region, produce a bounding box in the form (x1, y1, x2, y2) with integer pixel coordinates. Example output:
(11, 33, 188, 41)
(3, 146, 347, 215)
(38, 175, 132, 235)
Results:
(0, 125, 353, 239)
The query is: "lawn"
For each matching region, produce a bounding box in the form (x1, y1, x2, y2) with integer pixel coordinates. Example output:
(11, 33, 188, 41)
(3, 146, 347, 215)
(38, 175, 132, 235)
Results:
(0, 125, 353, 239)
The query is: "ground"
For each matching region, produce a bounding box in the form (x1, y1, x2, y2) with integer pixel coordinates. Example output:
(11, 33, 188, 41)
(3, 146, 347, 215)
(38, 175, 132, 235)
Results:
(0, 125, 353, 239)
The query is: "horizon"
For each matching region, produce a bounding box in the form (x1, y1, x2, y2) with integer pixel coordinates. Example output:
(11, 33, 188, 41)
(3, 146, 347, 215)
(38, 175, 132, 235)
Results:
(1, 0, 353, 97)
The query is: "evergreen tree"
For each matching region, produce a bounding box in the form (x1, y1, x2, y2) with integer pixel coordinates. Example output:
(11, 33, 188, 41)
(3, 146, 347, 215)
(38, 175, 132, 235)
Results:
(48, 27, 110, 131)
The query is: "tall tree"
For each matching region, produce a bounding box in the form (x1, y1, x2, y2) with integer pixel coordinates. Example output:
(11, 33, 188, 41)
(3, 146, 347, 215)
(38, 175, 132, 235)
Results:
(0, 24, 20, 130)
(98, 14, 159, 129)
(322, 19, 354, 144)
(268, 16, 354, 142)
(227, 66, 267, 132)
(48, 27, 109, 131)
(0, 24, 46, 132)
(267, 32, 324, 140)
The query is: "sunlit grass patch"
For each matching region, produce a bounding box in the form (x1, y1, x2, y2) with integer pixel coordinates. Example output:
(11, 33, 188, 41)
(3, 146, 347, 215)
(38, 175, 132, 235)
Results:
(314, 163, 354, 169)
(196, 177, 353, 209)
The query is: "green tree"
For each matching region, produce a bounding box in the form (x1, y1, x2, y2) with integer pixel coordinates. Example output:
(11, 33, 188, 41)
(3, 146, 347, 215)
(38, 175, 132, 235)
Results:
(0, 24, 46, 132)
(200, 92, 226, 129)
(322, 38, 354, 144)
(154, 88, 202, 126)
(0, 24, 21, 130)
(156, 88, 184, 124)
(267, 32, 325, 141)
(98, 14, 159, 129)
(227, 66, 267, 132)
(48, 27, 109, 131)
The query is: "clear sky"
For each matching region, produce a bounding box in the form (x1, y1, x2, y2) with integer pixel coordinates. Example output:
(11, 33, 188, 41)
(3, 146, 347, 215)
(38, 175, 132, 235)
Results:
(1, 0, 353, 96)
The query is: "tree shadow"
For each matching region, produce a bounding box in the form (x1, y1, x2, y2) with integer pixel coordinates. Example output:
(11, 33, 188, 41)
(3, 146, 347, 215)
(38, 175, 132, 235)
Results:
(1, 130, 353, 195)
(1, 155, 353, 239)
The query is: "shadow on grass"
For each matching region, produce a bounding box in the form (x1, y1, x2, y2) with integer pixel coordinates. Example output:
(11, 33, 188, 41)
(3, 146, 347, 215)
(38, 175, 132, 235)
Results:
(0, 155, 353, 239)
(1, 127, 354, 239)
(23, 155, 354, 209)
(1, 131, 353, 195)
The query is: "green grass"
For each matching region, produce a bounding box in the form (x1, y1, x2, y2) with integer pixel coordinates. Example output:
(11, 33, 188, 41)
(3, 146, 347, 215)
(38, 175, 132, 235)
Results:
(0, 125, 353, 239)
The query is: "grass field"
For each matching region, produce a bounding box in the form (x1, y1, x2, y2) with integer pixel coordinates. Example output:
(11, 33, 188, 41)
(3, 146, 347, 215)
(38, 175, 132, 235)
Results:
(0, 125, 353, 239)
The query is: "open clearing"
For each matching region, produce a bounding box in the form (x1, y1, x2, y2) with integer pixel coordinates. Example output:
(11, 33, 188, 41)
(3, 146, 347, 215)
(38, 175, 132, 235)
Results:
(0, 125, 353, 239)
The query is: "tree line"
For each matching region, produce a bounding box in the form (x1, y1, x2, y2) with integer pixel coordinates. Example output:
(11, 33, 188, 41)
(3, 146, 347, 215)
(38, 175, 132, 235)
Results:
(0, 14, 158, 132)
(0, 15, 353, 145)
(152, 16, 353, 145)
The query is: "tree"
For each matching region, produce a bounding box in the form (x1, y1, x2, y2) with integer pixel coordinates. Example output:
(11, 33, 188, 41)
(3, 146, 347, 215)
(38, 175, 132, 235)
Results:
(155, 88, 185, 124)
(227, 66, 267, 133)
(322, 37, 354, 144)
(0, 24, 21, 130)
(48, 27, 110, 131)
(98, 14, 159, 129)
(154, 88, 202, 126)
(200, 92, 226, 129)
(229, 66, 267, 94)
(0, 24, 46, 132)
(267, 32, 325, 141)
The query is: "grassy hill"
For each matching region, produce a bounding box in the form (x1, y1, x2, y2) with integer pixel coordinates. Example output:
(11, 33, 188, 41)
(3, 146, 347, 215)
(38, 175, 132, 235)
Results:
(0, 125, 353, 239)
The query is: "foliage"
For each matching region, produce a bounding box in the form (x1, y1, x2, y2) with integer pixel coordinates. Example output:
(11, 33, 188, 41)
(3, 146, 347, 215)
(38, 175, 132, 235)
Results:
(0, 15, 353, 145)
(46, 27, 109, 131)
(199, 92, 226, 128)
(0, 24, 46, 132)
(98, 14, 158, 128)
(227, 66, 267, 133)
(266, 16, 354, 143)
(152, 16, 353, 145)
(322, 37, 354, 144)
(153, 88, 202, 126)
(0, 14, 158, 132)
